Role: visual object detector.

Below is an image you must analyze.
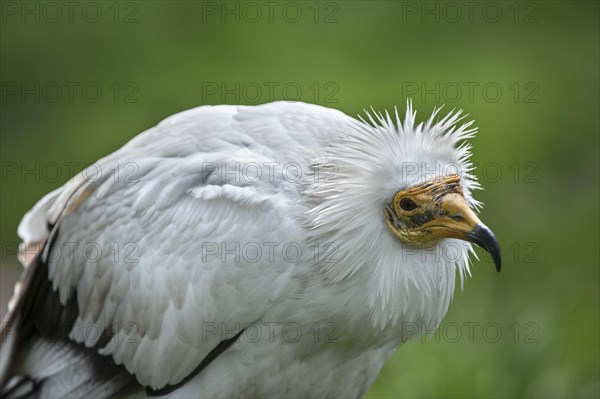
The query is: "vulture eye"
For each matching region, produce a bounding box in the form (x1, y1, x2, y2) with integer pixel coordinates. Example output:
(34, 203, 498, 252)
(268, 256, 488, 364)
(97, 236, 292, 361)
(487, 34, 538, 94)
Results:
(399, 198, 418, 212)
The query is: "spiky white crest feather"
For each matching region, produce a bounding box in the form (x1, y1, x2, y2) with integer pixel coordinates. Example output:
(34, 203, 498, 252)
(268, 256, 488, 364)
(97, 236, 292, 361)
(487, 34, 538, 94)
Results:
(304, 101, 480, 331)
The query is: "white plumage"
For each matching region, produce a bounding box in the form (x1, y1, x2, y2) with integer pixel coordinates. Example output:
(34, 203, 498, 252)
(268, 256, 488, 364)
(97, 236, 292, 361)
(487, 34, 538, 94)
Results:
(0, 101, 500, 398)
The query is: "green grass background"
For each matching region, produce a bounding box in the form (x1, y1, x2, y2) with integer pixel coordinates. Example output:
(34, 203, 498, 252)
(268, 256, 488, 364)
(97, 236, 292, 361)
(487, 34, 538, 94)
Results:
(1, 1, 598, 397)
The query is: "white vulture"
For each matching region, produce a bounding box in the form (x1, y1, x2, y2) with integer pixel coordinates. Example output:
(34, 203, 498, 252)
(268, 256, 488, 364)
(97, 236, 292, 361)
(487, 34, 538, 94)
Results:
(0, 101, 501, 398)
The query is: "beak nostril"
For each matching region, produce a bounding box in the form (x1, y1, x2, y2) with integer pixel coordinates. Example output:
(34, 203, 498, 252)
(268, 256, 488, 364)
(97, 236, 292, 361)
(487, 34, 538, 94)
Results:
(451, 215, 465, 222)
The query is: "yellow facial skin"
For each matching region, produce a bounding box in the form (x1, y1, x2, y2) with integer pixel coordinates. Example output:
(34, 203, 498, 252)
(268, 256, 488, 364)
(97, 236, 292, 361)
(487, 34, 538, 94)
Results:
(385, 175, 502, 271)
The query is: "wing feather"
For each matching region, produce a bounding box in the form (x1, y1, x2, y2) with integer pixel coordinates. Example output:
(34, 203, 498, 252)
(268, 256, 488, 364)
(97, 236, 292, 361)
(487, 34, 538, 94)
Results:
(2, 101, 353, 391)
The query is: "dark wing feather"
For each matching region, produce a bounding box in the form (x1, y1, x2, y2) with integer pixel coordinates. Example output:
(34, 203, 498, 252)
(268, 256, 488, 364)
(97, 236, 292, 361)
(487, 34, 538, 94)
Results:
(0, 236, 139, 399)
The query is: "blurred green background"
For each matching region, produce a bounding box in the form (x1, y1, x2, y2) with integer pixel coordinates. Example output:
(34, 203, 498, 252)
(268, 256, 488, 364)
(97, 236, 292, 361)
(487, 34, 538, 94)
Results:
(1, 1, 598, 397)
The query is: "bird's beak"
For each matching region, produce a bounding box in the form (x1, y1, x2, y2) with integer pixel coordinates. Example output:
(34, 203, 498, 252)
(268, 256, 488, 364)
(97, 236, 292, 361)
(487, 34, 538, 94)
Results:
(427, 193, 502, 272)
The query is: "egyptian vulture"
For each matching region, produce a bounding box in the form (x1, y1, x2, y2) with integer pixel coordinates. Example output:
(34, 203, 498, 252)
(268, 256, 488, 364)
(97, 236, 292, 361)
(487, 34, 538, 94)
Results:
(0, 101, 501, 398)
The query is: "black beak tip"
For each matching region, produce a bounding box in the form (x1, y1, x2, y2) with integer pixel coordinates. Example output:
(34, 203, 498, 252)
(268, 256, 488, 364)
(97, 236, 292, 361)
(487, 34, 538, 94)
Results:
(494, 254, 502, 273)
(467, 224, 502, 273)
